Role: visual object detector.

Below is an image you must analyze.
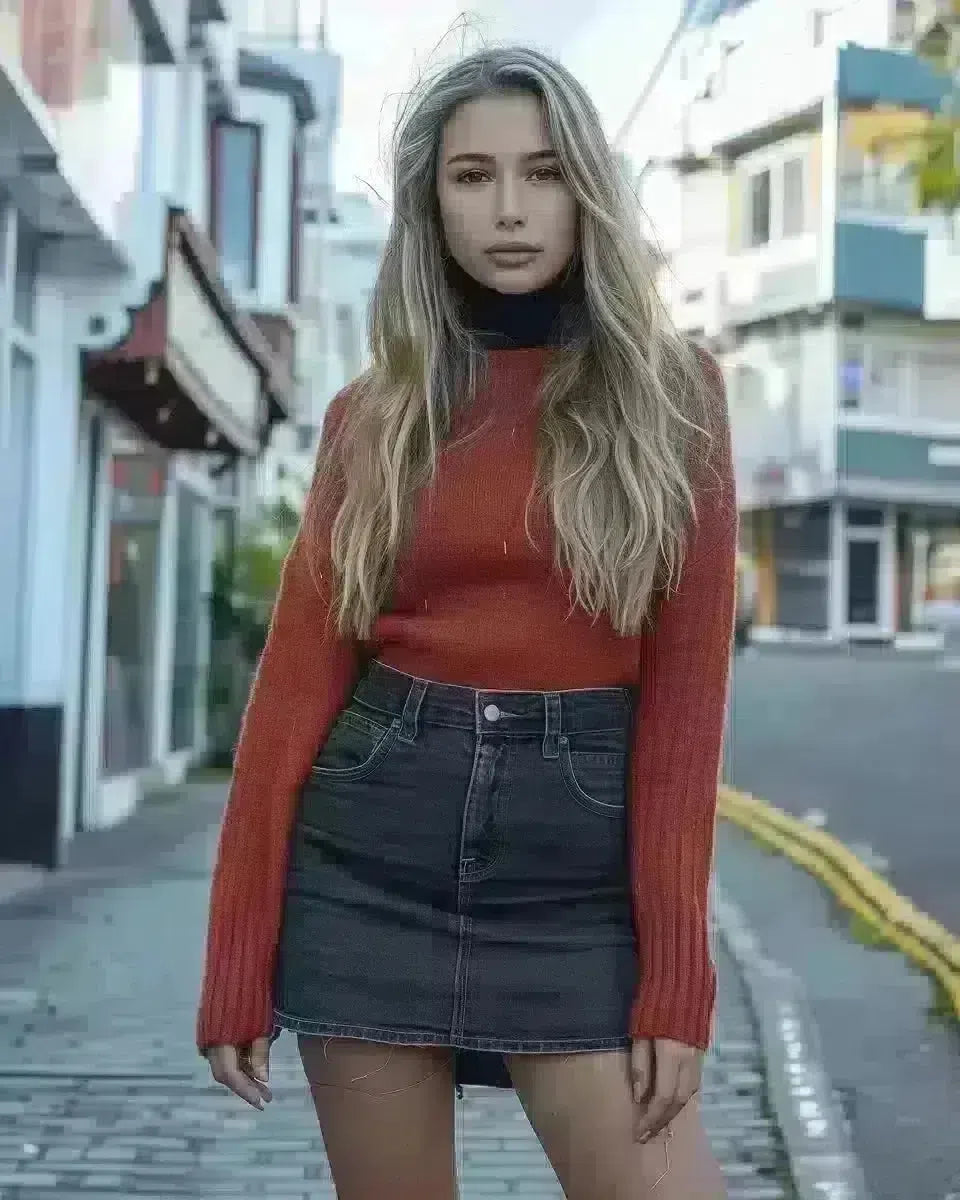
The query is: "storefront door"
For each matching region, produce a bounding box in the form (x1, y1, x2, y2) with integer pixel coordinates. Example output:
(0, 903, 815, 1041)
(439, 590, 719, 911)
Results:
(844, 506, 894, 640)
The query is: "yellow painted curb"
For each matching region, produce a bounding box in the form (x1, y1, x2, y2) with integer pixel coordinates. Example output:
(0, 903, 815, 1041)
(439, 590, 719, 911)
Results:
(718, 785, 960, 1020)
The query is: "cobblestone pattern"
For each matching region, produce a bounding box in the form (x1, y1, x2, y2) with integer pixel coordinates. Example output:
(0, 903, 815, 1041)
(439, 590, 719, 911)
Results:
(0, 789, 795, 1198)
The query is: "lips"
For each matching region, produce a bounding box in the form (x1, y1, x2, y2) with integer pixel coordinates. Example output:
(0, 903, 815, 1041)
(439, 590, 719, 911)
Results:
(486, 245, 541, 255)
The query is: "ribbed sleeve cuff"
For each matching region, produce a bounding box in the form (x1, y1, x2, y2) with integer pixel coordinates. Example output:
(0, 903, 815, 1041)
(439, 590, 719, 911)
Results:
(627, 913, 717, 1050)
(196, 937, 275, 1056)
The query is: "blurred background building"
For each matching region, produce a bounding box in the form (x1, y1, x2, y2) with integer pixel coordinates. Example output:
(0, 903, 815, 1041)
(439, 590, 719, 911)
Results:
(0, 0, 344, 868)
(624, 0, 960, 645)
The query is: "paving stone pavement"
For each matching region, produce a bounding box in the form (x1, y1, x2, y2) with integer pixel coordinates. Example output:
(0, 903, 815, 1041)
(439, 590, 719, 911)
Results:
(0, 782, 795, 1199)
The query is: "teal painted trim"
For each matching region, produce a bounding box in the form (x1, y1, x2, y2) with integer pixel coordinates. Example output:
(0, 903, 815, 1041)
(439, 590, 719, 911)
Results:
(837, 45, 951, 112)
(834, 222, 925, 311)
(837, 429, 960, 483)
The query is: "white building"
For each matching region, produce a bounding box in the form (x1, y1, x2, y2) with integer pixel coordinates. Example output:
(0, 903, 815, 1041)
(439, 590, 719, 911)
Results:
(210, 14, 346, 515)
(0, 0, 328, 870)
(626, 0, 960, 644)
(259, 184, 388, 509)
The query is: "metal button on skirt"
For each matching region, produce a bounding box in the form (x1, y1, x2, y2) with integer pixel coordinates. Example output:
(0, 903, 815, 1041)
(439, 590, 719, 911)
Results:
(271, 659, 638, 1090)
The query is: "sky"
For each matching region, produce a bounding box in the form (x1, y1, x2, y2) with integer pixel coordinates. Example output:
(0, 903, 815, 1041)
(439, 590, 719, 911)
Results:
(300, 0, 685, 199)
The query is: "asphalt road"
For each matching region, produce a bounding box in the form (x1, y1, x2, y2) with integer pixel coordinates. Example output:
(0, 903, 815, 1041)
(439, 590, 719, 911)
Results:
(725, 647, 960, 935)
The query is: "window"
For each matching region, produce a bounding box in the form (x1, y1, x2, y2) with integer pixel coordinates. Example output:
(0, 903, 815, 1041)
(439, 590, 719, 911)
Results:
(894, 0, 916, 44)
(288, 131, 303, 304)
(841, 351, 864, 410)
(210, 119, 262, 292)
(335, 304, 359, 377)
(742, 153, 812, 247)
(748, 170, 771, 247)
(170, 487, 206, 752)
(102, 451, 166, 774)
(782, 158, 806, 237)
(14, 222, 39, 333)
(296, 423, 316, 453)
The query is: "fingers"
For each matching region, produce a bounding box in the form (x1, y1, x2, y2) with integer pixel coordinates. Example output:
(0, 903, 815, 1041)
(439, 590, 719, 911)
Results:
(632, 1039, 702, 1144)
(206, 1043, 273, 1110)
(630, 1038, 652, 1106)
(244, 1036, 274, 1104)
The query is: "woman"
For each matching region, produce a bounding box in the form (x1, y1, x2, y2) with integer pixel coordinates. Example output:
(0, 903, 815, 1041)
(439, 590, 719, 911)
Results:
(198, 44, 736, 1200)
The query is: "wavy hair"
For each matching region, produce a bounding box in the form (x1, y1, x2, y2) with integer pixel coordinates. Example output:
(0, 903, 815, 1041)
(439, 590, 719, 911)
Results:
(311, 43, 725, 640)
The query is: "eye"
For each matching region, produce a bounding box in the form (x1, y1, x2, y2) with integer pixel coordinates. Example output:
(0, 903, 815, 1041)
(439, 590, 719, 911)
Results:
(456, 169, 490, 184)
(531, 166, 564, 182)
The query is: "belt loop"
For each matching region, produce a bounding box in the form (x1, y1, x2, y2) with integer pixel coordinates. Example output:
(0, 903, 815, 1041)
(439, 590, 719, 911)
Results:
(542, 692, 561, 760)
(398, 677, 428, 744)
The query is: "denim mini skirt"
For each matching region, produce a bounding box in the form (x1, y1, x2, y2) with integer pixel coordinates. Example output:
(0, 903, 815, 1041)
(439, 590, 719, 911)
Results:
(271, 659, 638, 1090)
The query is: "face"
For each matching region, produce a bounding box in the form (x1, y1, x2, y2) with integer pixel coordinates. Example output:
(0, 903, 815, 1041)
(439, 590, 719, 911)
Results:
(436, 90, 578, 295)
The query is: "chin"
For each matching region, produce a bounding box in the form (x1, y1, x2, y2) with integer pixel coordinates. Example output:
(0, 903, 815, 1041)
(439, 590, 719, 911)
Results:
(482, 267, 553, 295)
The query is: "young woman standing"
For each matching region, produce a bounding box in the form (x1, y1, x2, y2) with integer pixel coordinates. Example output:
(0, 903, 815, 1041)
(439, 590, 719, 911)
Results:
(198, 44, 736, 1200)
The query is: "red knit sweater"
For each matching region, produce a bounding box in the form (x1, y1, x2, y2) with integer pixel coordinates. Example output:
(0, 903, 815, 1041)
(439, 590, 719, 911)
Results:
(197, 347, 737, 1054)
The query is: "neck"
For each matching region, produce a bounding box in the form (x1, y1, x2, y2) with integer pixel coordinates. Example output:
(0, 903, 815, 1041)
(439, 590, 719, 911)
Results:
(447, 256, 585, 350)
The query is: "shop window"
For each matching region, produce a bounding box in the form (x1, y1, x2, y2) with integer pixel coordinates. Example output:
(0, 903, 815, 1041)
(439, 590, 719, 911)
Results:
(102, 451, 165, 775)
(210, 119, 262, 292)
(170, 487, 206, 752)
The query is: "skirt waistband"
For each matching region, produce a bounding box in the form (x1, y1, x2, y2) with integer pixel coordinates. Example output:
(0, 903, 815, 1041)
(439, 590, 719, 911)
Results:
(354, 659, 632, 738)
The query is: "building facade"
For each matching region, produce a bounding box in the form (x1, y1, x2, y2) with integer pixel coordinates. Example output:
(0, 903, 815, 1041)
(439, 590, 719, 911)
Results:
(0, 0, 326, 869)
(258, 189, 388, 511)
(628, 0, 960, 644)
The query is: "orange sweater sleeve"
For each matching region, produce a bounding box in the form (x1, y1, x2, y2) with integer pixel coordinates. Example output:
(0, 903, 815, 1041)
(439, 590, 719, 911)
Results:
(627, 356, 738, 1050)
(196, 389, 360, 1054)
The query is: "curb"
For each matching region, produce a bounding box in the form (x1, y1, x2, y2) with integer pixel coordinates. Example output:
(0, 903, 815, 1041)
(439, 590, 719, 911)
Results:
(713, 884, 873, 1200)
(718, 786, 960, 1021)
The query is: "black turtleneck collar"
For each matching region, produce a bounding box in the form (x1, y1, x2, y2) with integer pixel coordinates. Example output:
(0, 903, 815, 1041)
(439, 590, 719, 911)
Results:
(446, 255, 586, 349)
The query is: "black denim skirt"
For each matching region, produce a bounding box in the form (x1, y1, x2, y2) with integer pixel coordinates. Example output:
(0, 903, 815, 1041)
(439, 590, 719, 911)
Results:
(272, 660, 638, 1090)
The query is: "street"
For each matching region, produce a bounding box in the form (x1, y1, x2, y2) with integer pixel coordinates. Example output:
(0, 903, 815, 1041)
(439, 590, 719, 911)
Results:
(727, 647, 960, 934)
(0, 782, 795, 1199)
(1, 648, 958, 1198)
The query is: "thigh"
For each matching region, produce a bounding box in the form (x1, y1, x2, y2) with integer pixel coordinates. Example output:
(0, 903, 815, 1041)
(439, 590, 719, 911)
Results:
(298, 1035, 458, 1200)
(505, 1049, 726, 1200)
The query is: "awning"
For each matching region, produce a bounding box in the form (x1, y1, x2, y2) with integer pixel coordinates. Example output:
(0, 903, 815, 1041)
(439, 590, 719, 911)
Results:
(84, 207, 294, 456)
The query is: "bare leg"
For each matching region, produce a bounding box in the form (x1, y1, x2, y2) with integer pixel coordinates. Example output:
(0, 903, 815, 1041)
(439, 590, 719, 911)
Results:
(505, 1049, 726, 1200)
(298, 1035, 458, 1200)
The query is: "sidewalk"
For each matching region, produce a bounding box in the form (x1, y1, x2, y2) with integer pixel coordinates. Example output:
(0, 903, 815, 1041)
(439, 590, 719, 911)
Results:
(0, 779, 842, 1199)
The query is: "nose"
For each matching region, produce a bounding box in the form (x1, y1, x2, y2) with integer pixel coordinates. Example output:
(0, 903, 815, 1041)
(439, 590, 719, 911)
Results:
(495, 174, 525, 231)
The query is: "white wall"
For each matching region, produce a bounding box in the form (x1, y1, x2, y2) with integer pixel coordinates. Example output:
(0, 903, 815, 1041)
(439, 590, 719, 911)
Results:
(723, 319, 839, 509)
(13, 280, 75, 706)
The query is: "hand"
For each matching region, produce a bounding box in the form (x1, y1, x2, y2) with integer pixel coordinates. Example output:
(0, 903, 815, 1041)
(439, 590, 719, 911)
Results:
(205, 1036, 274, 1110)
(630, 1037, 702, 1142)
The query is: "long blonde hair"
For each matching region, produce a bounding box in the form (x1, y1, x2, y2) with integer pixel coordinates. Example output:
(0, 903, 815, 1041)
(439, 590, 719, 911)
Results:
(311, 44, 726, 640)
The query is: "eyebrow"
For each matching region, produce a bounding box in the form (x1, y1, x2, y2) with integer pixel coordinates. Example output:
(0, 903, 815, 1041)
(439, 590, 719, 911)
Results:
(445, 149, 559, 166)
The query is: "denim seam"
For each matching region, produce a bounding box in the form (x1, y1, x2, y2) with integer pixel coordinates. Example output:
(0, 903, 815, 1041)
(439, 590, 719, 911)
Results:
(272, 1011, 631, 1052)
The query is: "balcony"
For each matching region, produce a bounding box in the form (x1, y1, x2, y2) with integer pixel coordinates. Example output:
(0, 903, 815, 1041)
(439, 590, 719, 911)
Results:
(834, 221, 926, 312)
(722, 234, 821, 324)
